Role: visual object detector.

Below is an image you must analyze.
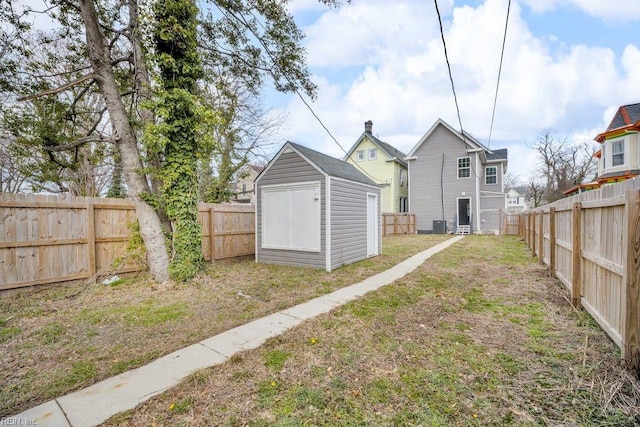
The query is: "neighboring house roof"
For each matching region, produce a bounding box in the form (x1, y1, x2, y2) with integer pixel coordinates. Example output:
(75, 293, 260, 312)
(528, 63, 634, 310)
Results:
(506, 186, 527, 196)
(595, 102, 640, 142)
(562, 181, 600, 196)
(258, 141, 378, 187)
(345, 120, 407, 167)
(247, 164, 265, 174)
(406, 118, 507, 164)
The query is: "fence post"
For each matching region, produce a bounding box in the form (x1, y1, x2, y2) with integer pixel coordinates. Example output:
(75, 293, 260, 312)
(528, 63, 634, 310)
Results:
(623, 190, 640, 377)
(531, 212, 537, 257)
(87, 203, 96, 279)
(209, 206, 216, 262)
(549, 207, 556, 278)
(394, 214, 398, 235)
(538, 211, 544, 264)
(572, 202, 582, 309)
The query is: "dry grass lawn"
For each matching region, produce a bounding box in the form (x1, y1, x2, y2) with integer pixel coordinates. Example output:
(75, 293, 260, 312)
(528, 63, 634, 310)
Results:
(0, 234, 451, 417)
(102, 236, 640, 426)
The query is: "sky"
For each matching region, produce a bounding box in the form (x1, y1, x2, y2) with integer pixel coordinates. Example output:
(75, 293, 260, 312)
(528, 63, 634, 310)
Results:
(263, 0, 640, 183)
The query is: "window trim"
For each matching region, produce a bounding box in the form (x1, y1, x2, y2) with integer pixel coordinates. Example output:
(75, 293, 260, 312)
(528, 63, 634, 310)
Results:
(356, 150, 365, 162)
(368, 148, 377, 160)
(485, 166, 497, 185)
(399, 169, 405, 187)
(612, 139, 625, 167)
(457, 156, 471, 179)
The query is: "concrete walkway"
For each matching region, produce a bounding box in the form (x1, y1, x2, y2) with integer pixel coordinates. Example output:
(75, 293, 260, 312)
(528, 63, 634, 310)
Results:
(12, 235, 464, 427)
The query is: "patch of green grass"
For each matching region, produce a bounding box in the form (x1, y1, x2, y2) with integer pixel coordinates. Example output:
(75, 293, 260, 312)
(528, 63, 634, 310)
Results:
(170, 397, 195, 414)
(462, 288, 503, 313)
(0, 325, 21, 343)
(79, 300, 189, 327)
(493, 352, 525, 376)
(350, 285, 420, 320)
(256, 378, 280, 406)
(35, 321, 66, 344)
(49, 361, 98, 397)
(110, 350, 161, 375)
(263, 350, 291, 371)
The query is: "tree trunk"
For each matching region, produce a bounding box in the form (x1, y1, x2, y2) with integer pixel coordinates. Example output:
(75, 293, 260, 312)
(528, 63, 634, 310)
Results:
(78, 0, 170, 282)
(128, 0, 174, 235)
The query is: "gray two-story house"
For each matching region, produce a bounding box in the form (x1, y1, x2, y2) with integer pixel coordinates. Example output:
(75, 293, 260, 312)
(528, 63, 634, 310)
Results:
(406, 119, 508, 234)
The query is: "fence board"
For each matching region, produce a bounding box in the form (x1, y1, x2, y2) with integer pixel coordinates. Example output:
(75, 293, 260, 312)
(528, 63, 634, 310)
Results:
(381, 213, 416, 236)
(516, 176, 640, 376)
(0, 194, 256, 290)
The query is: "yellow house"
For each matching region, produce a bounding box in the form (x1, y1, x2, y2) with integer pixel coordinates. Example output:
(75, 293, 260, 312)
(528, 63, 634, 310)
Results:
(344, 120, 408, 213)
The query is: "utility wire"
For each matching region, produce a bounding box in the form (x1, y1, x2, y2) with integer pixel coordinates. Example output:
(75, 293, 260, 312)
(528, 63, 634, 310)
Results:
(433, 0, 478, 179)
(212, 3, 385, 184)
(487, 0, 511, 148)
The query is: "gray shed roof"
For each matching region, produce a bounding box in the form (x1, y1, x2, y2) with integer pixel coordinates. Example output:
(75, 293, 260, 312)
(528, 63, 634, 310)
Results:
(288, 142, 378, 187)
(486, 148, 508, 161)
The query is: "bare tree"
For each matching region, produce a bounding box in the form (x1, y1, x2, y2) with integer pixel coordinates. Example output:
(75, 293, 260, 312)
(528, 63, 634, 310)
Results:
(527, 130, 598, 204)
(199, 74, 285, 202)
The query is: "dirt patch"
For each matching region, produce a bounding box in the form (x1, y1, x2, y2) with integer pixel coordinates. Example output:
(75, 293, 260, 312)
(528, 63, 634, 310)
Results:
(102, 236, 640, 426)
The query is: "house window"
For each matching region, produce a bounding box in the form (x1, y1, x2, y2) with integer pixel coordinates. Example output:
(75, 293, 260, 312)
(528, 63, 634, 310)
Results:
(368, 148, 377, 160)
(261, 182, 321, 252)
(457, 157, 470, 178)
(356, 150, 365, 162)
(399, 197, 408, 212)
(242, 183, 247, 194)
(399, 169, 405, 187)
(508, 196, 518, 205)
(485, 166, 497, 185)
(612, 140, 624, 166)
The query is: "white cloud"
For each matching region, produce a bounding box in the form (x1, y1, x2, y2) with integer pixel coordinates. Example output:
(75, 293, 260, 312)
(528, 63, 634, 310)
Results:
(519, 0, 640, 22)
(277, 0, 640, 181)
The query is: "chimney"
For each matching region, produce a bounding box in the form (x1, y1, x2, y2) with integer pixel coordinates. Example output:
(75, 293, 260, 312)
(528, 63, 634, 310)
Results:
(364, 120, 373, 134)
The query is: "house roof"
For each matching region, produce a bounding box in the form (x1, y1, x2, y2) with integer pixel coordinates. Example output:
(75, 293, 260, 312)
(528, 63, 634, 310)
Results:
(486, 148, 508, 161)
(283, 142, 378, 187)
(406, 118, 508, 164)
(595, 102, 640, 142)
(345, 121, 407, 167)
(506, 186, 527, 195)
(248, 164, 264, 174)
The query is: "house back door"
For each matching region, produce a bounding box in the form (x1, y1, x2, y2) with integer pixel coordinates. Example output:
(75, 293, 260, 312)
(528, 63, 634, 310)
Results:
(457, 198, 471, 226)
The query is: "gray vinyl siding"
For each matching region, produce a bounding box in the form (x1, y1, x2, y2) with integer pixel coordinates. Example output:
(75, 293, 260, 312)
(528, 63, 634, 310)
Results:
(256, 151, 326, 269)
(480, 163, 503, 191)
(408, 123, 478, 232)
(330, 178, 381, 270)
(480, 194, 506, 233)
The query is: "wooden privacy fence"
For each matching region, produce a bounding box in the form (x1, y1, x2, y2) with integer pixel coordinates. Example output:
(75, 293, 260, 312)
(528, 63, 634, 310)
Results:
(499, 210, 521, 235)
(382, 212, 416, 236)
(0, 193, 255, 291)
(520, 176, 640, 376)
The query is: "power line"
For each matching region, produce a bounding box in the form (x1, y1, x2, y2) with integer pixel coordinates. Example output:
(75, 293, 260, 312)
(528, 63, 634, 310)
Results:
(433, 0, 478, 178)
(487, 0, 512, 148)
(214, 3, 385, 183)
